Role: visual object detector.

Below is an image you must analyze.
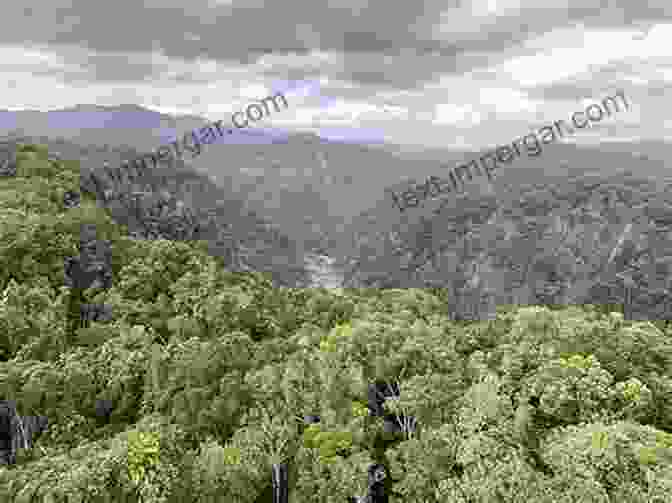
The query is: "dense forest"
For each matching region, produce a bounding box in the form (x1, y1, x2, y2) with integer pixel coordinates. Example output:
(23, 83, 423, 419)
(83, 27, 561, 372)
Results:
(0, 132, 314, 288)
(1, 142, 671, 502)
(342, 164, 672, 321)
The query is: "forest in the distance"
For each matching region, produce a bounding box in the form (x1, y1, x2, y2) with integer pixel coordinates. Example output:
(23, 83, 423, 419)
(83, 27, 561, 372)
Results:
(0, 142, 671, 502)
(342, 158, 672, 321)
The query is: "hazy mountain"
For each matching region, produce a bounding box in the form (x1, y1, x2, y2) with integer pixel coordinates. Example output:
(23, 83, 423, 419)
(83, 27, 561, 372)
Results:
(0, 105, 208, 153)
(0, 105, 446, 250)
(0, 131, 314, 287)
(339, 138, 672, 318)
(346, 139, 672, 241)
(2, 105, 671, 267)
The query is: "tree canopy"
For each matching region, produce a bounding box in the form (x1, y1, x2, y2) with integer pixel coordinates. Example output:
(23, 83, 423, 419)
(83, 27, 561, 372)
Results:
(0, 142, 671, 502)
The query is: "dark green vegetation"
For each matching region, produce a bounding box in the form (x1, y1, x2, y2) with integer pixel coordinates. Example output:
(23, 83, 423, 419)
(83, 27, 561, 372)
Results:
(0, 142, 671, 502)
(344, 163, 672, 321)
(0, 132, 313, 288)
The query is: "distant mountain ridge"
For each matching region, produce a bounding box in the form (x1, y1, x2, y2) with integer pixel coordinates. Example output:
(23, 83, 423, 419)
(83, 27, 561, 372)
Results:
(2, 105, 671, 271)
(0, 132, 314, 287)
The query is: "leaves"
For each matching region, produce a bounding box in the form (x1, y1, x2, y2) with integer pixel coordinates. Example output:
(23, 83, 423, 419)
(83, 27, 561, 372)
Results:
(591, 430, 610, 453)
(126, 429, 161, 483)
(351, 401, 369, 418)
(1, 141, 672, 502)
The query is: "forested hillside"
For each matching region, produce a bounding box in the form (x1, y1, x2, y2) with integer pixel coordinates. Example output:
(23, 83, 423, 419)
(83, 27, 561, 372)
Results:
(0, 142, 671, 502)
(0, 133, 312, 288)
(343, 165, 672, 321)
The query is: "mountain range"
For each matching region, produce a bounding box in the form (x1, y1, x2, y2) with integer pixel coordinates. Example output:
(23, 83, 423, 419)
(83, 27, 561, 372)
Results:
(2, 104, 671, 291)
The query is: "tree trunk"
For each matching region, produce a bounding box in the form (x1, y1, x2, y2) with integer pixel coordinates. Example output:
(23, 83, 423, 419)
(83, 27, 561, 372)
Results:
(66, 286, 85, 343)
(272, 462, 289, 503)
(367, 463, 389, 503)
(624, 283, 634, 320)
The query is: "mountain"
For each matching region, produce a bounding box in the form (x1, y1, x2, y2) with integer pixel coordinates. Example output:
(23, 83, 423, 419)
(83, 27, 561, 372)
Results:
(2, 105, 672, 291)
(0, 105, 209, 153)
(341, 140, 672, 318)
(344, 139, 672, 252)
(4, 140, 671, 499)
(0, 131, 312, 287)
(0, 105, 448, 251)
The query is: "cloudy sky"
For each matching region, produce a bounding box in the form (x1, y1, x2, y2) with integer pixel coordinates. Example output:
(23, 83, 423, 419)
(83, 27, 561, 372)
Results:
(0, 0, 670, 150)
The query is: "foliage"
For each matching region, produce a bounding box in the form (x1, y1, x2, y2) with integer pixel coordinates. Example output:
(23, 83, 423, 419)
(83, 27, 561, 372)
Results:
(0, 142, 671, 501)
(346, 170, 672, 321)
(126, 429, 161, 483)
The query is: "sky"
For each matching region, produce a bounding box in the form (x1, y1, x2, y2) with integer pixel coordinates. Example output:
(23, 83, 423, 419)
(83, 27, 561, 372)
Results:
(0, 0, 670, 151)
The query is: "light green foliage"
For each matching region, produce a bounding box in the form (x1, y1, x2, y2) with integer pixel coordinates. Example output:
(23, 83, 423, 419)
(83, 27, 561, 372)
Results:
(458, 373, 512, 440)
(190, 425, 272, 502)
(292, 447, 373, 502)
(351, 400, 369, 418)
(530, 353, 615, 424)
(0, 277, 69, 361)
(302, 427, 354, 464)
(193, 438, 243, 500)
(302, 424, 323, 449)
(386, 424, 462, 502)
(318, 322, 354, 353)
(305, 291, 356, 329)
(126, 429, 161, 483)
(542, 421, 672, 500)
(612, 377, 654, 422)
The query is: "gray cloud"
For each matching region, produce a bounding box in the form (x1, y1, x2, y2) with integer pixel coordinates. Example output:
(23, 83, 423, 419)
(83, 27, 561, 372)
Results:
(0, 0, 667, 90)
(0, 0, 669, 149)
